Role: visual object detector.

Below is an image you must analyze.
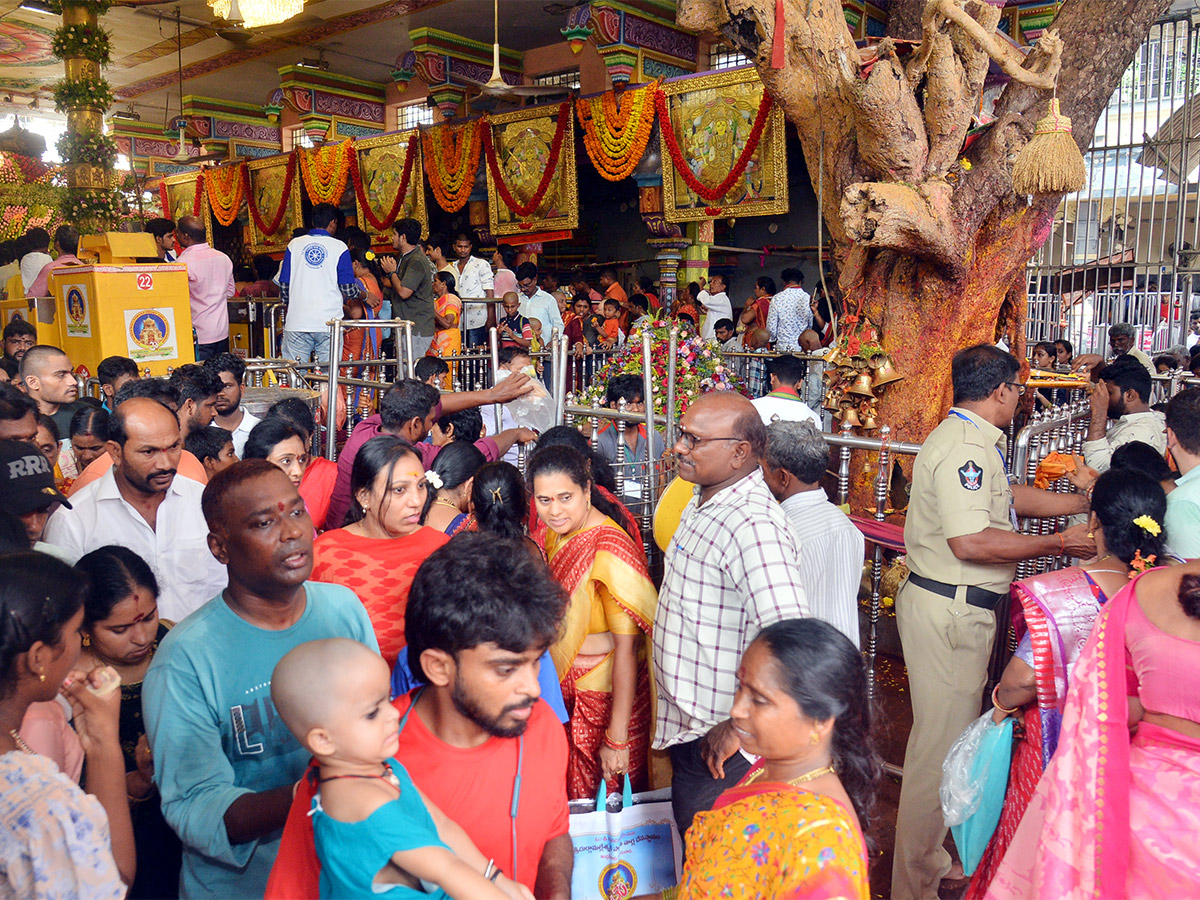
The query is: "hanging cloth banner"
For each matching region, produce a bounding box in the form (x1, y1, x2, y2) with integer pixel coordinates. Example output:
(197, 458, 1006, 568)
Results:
(423, 119, 483, 213)
(576, 83, 657, 182)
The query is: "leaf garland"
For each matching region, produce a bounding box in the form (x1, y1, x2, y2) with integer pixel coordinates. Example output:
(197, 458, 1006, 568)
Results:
(422, 120, 482, 213)
(576, 84, 656, 182)
(350, 135, 417, 232)
(242, 153, 297, 237)
(204, 162, 245, 227)
(482, 102, 571, 220)
(298, 140, 352, 205)
(653, 87, 773, 205)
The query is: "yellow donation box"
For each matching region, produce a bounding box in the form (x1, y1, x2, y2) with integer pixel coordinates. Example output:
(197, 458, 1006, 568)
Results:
(52, 263, 194, 377)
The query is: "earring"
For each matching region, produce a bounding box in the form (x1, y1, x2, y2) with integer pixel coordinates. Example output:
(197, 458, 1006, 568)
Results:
(37, 672, 45, 683)
(809, 731, 819, 746)
(81, 633, 90, 647)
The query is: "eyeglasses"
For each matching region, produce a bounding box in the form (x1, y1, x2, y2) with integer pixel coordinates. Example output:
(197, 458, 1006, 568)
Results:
(1005, 382, 1027, 396)
(677, 430, 743, 450)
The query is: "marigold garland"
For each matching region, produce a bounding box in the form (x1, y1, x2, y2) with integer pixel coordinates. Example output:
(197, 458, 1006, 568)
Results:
(350, 135, 417, 232)
(299, 140, 353, 205)
(654, 87, 773, 205)
(482, 102, 570, 220)
(423, 120, 482, 213)
(576, 84, 656, 182)
(241, 153, 297, 238)
(204, 162, 245, 227)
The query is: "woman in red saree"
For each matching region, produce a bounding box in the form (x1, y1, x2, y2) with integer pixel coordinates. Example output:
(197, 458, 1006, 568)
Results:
(668, 619, 875, 900)
(311, 436, 448, 666)
(529, 445, 657, 800)
(986, 560, 1200, 899)
(967, 469, 1165, 897)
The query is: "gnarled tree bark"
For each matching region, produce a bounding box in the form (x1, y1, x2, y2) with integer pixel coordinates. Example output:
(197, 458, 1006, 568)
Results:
(676, 0, 1171, 451)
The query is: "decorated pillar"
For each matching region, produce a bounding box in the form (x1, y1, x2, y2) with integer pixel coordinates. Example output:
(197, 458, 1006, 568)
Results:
(54, 0, 120, 229)
(681, 220, 713, 292)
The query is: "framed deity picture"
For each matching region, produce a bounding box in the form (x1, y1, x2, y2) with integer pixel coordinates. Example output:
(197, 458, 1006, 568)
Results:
(352, 129, 428, 245)
(160, 172, 213, 235)
(658, 67, 788, 223)
(247, 154, 303, 254)
(485, 103, 579, 237)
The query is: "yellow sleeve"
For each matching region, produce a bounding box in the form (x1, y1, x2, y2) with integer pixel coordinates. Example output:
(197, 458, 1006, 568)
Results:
(596, 581, 643, 635)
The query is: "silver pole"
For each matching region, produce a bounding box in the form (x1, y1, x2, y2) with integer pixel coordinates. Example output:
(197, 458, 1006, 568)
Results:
(325, 318, 342, 461)
(489, 326, 502, 435)
(404, 322, 415, 380)
(554, 332, 568, 425)
(665, 326, 679, 447)
(640, 328, 657, 522)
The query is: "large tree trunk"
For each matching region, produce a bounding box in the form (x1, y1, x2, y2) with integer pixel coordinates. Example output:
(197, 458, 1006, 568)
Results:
(677, 0, 1171, 444)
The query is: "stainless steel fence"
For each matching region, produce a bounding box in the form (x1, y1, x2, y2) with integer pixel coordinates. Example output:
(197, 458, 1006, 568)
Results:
(1026, 16, 1200, 353)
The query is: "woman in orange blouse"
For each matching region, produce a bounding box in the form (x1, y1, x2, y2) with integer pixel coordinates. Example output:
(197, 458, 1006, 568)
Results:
(311, 436, 448, 666)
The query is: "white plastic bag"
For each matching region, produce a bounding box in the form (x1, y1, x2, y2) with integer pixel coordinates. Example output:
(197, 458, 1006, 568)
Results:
(505, 365, 556, 433)
(940, 711, 995, 826)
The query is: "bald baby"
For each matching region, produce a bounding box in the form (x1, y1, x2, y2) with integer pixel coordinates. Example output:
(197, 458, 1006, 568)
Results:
(272, 637, 390, 750)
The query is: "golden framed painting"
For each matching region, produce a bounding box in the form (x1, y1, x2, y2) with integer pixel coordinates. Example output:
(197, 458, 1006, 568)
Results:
(160, 172, 213, 235)
(352, 129, 428, 245)
(658, 67, 788, 223)
(246, 154, 303, 254)
(485, 104, 579, 237)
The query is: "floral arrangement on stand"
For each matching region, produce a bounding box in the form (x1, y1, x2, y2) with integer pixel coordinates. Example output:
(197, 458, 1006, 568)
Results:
(298, 140, 352, 205)
(0, 181, 67, 241)
(0, 152, 56, 185)
(51, 78, 114, 113)
(56, 132, 117, 169)
(423, 120, 482, 213)
(50, 22, 111, 64)
(62, 188, 124, 225)
(578, 321, 750, 420)
(576, 84, 657, 182)
(482, 102, 570, 223)
(821, 315, 903, 430)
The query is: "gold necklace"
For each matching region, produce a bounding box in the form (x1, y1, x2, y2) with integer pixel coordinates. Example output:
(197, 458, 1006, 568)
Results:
(748, 764, 836, 786)
(434, 498, 461, 511)
(8, 729, 32, 754)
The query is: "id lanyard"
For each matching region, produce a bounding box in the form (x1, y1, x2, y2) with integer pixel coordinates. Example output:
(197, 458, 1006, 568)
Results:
(399, 688, 524, 883)
(948, 410, 1019, 529)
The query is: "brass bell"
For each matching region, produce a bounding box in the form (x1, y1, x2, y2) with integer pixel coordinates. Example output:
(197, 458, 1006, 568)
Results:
(860, 410, 878, 429)
(872, 356, 904, 388)
(847, 372, 876, 397)
(840, 406, 863, 427)
(827, 347, 850, 368)
(823, 389, 842, 411)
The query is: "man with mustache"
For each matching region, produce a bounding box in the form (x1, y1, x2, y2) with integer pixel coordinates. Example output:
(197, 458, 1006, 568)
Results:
(43, 396, 227, 620)
(143, 460, 378, 899)
(266, 533, 575, 899)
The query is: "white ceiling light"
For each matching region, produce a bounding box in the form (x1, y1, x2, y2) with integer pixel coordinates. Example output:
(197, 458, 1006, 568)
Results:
(207, 0, 304, 29)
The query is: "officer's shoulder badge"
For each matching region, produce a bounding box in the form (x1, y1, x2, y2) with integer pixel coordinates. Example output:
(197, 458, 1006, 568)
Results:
(958, 460, 983, 491)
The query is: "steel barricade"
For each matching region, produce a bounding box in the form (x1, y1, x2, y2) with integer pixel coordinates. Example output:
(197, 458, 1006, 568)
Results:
(323, 318, 415, 461)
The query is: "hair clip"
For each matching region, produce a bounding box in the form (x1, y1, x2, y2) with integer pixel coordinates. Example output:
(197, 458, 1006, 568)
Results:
(424, 470, 443, 490)
(490, 486, 503, 502)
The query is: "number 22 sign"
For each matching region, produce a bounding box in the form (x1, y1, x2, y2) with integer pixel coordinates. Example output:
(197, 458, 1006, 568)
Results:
(136, 273, 154, 290)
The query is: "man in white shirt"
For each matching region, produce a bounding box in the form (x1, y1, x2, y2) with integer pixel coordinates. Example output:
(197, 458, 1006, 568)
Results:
(751, 354, 822, 427)
(18, 227, 52, 294)
(698, 274, 732, 340)
(44, 397, 227, 621)
(516, 261, 564, 386)
(766, 268, 813, 352)
(454, 232, 496, 347)
(206, 352, 260, 457)
(1082, 356, 1166, 472)
(277, 203, 362, 366)
(761, 419, 863, 646)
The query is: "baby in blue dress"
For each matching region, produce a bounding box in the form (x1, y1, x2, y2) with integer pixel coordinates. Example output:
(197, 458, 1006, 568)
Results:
(272, 638, 534, 900)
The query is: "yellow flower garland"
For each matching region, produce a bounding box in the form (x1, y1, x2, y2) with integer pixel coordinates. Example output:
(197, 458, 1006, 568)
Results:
(423, 120, 482, 213)
(299, 140, 352, 205)
(204, 162, 245, 227)
(576, 84, 656, 182)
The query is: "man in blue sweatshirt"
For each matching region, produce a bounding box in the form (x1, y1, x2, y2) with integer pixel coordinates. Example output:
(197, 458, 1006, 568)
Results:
(143, 459, 378, 898)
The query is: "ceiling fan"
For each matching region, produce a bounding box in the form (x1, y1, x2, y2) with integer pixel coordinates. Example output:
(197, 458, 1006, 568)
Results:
(463, 0, 573, 111)
(156, 10, 228, 166)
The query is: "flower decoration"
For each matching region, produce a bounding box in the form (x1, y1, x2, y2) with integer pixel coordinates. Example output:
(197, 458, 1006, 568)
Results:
(423, 120, 482, 213)
(56, 132, 118, 168)
(52, 22, 112, 65)
(424, 470, 443, 490)
(577, 321, 750, 419)
(62, 188, 125, 230)
(654, 86, 772, 204)
(298, 140, 352, 205)
(45, 0, 114, 14)
(204, 163, 246, 227)
(350, 134, 417, 231)
(576, 84, 656, 182)
(1130, 549, 1158, 577)
(482, 103, 571, 221)
(52, 77, 114, 113)
(1133, 515, 1162, 537)
(242, 153, 297, 237)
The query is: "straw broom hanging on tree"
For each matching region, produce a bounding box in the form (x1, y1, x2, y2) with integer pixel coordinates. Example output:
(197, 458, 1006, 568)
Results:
(676, 0, 1171, 446)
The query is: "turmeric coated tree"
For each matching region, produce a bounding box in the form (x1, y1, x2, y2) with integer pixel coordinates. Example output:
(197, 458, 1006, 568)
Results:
(676, 0, 1170, 441)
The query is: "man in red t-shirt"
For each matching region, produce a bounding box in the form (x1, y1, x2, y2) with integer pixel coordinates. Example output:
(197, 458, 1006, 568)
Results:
(265, 533, 574, 898)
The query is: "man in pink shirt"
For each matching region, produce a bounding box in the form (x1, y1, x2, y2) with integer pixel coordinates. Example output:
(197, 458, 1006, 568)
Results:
(176, 215, 235, 361)
(27, 225, 82, 299)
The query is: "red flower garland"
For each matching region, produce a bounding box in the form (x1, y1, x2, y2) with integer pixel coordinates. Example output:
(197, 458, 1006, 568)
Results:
(192, 172, 204, 216)
(654, 87, 773, 205)
(482, 102, 570, 220)
(350, 135, 417, 232)
(241, 153, 298, 238)
(158, 182, 170, 218)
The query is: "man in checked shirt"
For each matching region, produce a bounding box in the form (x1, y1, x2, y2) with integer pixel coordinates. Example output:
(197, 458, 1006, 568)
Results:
(651, 392, 810, 837)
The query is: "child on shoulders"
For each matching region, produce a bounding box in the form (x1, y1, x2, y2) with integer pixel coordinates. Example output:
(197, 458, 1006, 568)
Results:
(272, 638, 533, 900)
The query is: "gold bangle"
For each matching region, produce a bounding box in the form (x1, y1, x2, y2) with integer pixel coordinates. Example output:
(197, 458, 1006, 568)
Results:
(991, 685, 1021, 715)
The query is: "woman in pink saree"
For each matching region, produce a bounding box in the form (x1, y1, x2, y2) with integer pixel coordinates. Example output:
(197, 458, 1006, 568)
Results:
(985, 557, 1200, 899)
(967, 469, 1166, 897)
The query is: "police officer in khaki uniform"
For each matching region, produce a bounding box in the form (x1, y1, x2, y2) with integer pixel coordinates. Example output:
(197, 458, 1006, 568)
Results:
(891, 344, 1095, 900)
